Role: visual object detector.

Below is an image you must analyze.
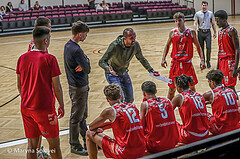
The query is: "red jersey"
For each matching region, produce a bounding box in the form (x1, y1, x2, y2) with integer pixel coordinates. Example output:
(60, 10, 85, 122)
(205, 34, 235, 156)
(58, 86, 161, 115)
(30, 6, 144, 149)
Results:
(171, 28, 194, 62)
(218, 25, 235, 59)
(211, 86, 239, 132)
(179, 90, 209, 136)
(16, 50, 61, 111)
(144, 97, 179, 153)
(28, 40, 35, 51)
(111, 102, 145, 158)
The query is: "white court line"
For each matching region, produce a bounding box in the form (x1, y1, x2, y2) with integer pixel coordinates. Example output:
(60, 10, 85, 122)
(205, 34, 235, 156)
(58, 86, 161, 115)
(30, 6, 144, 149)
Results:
(0, 129, 69, 149)
(0, 26, 178, 46)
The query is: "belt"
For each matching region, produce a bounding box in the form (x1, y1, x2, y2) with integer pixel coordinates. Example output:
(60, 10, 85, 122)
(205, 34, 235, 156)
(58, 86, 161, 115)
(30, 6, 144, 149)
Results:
(199, 28, 210, 32)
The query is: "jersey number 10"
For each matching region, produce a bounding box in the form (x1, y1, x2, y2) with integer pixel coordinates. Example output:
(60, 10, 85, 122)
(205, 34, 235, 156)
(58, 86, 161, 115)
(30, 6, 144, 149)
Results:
(222, 92, 235, 106)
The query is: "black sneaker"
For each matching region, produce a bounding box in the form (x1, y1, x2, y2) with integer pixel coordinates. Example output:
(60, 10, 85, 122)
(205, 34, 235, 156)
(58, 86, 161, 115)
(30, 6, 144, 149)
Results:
(71, 145, 88, 156)
(207, 62, 211, 68)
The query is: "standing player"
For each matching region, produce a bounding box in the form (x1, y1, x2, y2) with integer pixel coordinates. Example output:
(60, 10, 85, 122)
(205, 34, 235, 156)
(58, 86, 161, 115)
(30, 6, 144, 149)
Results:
(27, 16, 52, 159)
(161, 12, 205, 100)
(64, 21, 90, 155)
(172, 75, 209, 144)
(140, 81, 179, 154)
(214, 10, 240, 96)
(194, 1, 217, 68)
(28, 17, 51, 51)
(86, 84, 145, 159)
(17, 26, 64, 159)
(203, 70, 239, 135)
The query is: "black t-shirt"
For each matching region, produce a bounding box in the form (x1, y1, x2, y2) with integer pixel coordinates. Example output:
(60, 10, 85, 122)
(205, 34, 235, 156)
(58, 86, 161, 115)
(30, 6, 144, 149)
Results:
(64, 39, 91, 87)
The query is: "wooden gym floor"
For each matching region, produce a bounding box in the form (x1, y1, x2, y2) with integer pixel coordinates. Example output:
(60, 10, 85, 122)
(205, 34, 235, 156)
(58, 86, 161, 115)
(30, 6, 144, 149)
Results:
(0, 16, 240, 158)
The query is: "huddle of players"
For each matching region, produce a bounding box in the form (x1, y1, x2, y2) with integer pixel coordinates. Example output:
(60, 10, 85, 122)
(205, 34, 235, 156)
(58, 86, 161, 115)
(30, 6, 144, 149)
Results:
(17, 9, 240, 159)
(86, 71, 240, 159)
(86, 10, 240, 159)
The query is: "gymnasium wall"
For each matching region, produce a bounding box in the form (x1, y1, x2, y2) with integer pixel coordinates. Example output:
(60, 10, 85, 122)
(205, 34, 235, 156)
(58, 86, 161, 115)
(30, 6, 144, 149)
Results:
(1, 0, 240, 15)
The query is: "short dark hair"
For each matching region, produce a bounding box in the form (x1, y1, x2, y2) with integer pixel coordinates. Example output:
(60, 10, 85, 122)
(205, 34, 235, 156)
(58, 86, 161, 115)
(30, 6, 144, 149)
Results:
(72, 21, 89, 35)
(123, 28, 134, 37)
(104, 84, 121, 101)
(214, 10, 228, 20)
(141, 81, 156, 95)
(33, 26, 50, 45)
(202, 1, 208, 5)
(173, 12, 185, 19)
(206, 70, 223, 85)
(175, 75, 194, 90)
(34, 17, 51, 27)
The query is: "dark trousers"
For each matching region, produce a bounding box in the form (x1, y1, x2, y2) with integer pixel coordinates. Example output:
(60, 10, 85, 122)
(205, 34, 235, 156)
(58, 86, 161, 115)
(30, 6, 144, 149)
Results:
(69, 85, 89, 147)
(105, 72, 134, 103)
(198, 30, 212, 63)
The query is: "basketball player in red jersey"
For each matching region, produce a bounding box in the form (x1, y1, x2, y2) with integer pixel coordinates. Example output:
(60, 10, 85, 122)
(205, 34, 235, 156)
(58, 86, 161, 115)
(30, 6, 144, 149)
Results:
(172, 75, 209, 144)
(140, 81, 179, 154)
(214, 10, 240, 96)
(27, 16, 53, 159)
(203, 70, 239, 135)
(86, 84, 145, 159)
(161, 12, 205, 100)
(17, 26, 64, 159)
(28, 17, 51, 51)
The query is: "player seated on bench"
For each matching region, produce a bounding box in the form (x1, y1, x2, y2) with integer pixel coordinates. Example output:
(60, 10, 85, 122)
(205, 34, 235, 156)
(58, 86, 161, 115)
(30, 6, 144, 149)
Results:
(140, 81, 179, 155)
(172, 75, 209, 145)
(86, 84, 145, 159)
(203, 70, 239, 135)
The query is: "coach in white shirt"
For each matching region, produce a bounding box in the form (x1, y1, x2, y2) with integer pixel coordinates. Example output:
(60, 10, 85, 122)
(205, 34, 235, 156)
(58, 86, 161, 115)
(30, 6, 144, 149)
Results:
(194, 1, 217, 68)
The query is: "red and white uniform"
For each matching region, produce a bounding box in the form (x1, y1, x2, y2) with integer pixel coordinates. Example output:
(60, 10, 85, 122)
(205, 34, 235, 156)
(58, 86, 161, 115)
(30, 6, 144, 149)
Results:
(169, 28, 198, 88)
(177, 90, 209, 144)
(102, 102, 145, 159)
(218, 25, 237, 86)
(16, 50, 61, 138)
(144, 97, 179, 153)
(209, 85, 239, 135)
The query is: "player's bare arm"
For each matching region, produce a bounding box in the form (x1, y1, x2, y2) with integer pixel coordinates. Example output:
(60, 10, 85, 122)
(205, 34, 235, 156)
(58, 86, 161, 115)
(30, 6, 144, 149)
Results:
(203, 91, 213, 105)
(193, 20, 198, 31)
(89, 107, 115, 131)
(192, 30, 206, 70)
(211, 19, 217, 39)
(17, 74, 21, 95)
(229, 27, 240, 77)
(172, 94, 182, 110)
(161, 31, 172, 68)
(140, 102, 147, 130)
(52, 76, 65, 119)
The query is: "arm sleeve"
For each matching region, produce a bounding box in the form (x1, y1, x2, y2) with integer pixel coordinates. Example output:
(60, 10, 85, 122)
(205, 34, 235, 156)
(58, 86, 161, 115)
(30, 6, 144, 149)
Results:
(98, 42, 116, 73)
(16, 56, 21, 74)
(74, 48, 91, 74)
(135, 42, 153, 72)
(51, 56, 61, 77)
(193, 13, 198, 21)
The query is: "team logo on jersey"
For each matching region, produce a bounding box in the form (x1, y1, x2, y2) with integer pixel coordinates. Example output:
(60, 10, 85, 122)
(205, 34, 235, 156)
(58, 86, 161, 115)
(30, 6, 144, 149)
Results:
(223, 32, 226, 35)
(178, 43, 185, 50)
(185, 33, 189, 37)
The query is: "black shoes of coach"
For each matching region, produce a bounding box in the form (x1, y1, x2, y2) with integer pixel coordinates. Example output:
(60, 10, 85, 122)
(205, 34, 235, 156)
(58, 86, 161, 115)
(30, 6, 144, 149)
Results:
(207, 62, 211, 68)
(71, 145, 88, 156)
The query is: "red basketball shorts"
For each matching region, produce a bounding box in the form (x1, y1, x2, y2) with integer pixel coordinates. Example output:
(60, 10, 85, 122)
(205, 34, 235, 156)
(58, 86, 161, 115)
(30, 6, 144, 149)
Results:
(218, 58, 237, 87)
(102, 135, 144, 159)
(21, 108, 59, 138)
(168, 61, 198, 88)
(177, 122, 208, 144)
